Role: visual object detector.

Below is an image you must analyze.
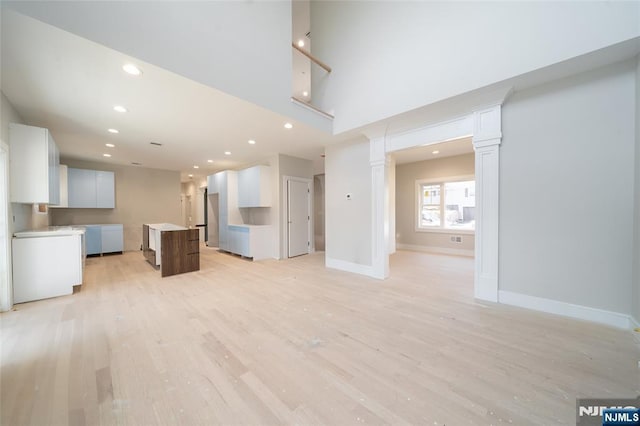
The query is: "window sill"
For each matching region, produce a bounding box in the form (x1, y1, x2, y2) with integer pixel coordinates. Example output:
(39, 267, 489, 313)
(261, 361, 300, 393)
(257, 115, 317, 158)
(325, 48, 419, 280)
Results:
(414, 227, 475, 235)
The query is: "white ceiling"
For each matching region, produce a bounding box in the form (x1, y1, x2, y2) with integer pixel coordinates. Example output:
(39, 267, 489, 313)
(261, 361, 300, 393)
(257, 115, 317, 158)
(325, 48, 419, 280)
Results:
(1, 9, 335, 181)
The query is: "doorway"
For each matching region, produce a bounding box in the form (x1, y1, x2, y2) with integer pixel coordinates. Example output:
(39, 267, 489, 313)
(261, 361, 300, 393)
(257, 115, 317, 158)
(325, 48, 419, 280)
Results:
(286, 177, 311, 258)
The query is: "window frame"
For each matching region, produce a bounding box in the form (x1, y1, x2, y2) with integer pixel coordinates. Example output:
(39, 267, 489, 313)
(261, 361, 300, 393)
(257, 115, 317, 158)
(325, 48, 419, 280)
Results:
(415, 174, 476, 235)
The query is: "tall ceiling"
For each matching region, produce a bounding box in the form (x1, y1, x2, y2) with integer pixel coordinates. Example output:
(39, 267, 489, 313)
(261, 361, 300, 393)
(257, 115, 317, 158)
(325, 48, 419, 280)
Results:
(1, 8, 336, 180)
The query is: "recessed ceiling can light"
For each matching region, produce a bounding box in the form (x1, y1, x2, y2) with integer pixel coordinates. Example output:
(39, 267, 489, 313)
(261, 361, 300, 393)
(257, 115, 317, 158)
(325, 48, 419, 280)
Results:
(193, 165, 199, 169)
(302, 91, 308, 97)
(248, 139, 256, 145)
(107, 128, 119, 134)
(122, 63, 142, 76)
(103, 153, 112, 157)
(284, 123, 293, 129)
(297, 39, 305, 48)
(432, 150, 440, 155)
(113, 105, 127, 113)
(224, 151, 231, 155)
(105, 143, 115, 148)
(188, 174, 193, 178)
(207, 159, 214, 163)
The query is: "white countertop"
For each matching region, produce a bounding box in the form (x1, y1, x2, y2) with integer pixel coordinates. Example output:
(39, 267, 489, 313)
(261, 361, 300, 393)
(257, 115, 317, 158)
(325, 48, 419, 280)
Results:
(228, 224, 271, 228)
(14, 226, 86, 238)
(146, 223, 188, 231)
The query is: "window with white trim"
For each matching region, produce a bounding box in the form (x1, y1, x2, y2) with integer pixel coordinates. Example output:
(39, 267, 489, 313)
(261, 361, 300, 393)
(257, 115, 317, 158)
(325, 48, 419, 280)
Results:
(418, 179, 475, 231)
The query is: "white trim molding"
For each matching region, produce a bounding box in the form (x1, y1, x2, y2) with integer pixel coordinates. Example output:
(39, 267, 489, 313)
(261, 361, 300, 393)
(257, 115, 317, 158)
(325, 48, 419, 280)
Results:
(326, 257, 374, 277)
(472, 105, 501, 303)
(397, 243, 474, 258)
(499, 290, 634, 330)
(370, 137, 390, 279)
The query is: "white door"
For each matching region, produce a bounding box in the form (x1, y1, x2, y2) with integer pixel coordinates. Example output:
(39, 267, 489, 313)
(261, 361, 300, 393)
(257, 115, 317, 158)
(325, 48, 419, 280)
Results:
(287, 179, 310, 258)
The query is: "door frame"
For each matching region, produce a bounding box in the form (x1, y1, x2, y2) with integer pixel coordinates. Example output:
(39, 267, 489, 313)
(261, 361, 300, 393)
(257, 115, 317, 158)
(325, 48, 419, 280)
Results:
(282, 176, 313, 259)
(0, 141, 12, 312)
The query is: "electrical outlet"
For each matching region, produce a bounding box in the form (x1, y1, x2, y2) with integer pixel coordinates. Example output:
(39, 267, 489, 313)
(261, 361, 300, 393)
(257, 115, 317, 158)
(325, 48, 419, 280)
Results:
(450, 236, 463, 243)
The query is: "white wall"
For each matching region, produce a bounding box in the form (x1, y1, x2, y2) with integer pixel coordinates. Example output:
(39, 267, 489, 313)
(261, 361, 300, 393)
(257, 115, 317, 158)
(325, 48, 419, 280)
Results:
(395, 153, 475, 254)
(310, 1, 640, 134)
(4, 1, 331, 132)
(633, 56, 640, 324)
(325, 138, 372, 267)
(500, 61, 636, 315)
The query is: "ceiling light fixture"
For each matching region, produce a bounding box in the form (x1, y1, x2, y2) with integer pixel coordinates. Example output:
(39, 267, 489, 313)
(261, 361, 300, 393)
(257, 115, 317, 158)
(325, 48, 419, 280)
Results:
(193, 165, 199, 169)
(224, 151, 231, 155)
(207, 159, 214, 163)
(284, 123, 293, 129)
(188, 174, 193, 178)
(297, 39, 305, 48)
(107, 128, 119, 134)
(248, 140, 256, 145)
(113, 105, 127, 113)
(122, 63, 142, 76)
(302, 91, 308, 97)
(432, 150, 440, 155)
(103, 153, 112, 157)
(105, 143, 115, 148)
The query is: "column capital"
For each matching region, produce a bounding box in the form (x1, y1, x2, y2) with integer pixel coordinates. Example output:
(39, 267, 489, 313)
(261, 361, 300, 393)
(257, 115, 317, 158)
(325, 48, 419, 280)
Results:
(369, 137, 387, 166)
(472, 105, 502, 149)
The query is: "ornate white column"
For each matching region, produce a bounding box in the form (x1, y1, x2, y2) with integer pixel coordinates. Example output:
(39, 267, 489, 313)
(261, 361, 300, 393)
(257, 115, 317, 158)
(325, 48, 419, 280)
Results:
(370, 137, 390, 279)
(472, 105, 502, 302)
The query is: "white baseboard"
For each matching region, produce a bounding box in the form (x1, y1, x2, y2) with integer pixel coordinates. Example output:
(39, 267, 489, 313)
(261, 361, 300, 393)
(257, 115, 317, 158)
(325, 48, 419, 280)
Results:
(326, 257, 374, 277)
(396, 243, 474, 258)
(499, 290, 633, 330)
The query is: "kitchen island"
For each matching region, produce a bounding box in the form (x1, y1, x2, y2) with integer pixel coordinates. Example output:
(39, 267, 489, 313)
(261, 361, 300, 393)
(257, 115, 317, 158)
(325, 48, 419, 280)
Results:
(143, 223, 199, 277)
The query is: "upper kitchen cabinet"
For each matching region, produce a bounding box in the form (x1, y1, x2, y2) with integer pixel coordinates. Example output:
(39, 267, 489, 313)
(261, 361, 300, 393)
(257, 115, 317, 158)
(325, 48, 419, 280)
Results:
(238, 165, 271, 208)
(9, 123, 60, 204)
(68, 168, 115, 208)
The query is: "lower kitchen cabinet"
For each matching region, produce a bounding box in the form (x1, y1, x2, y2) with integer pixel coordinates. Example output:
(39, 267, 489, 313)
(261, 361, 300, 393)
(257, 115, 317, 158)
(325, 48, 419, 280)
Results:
(224, 225, 271, 260)
(85, 224, 123, 255)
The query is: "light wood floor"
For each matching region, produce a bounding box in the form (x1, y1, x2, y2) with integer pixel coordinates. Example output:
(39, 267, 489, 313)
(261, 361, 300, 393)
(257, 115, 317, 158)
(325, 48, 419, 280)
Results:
(1, 248, 639, 425)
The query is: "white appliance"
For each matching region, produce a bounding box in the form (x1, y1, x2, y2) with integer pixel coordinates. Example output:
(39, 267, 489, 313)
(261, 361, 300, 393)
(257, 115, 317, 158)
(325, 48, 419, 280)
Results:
(12, 227, 85, 303)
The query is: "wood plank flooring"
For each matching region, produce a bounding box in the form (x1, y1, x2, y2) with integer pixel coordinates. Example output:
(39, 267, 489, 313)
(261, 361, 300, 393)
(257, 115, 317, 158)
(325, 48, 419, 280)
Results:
(1, 248, 639, 425)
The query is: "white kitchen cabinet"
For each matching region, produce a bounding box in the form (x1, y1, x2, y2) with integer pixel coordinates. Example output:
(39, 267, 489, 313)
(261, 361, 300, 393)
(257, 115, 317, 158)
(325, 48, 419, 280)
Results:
(227, 225, 272, 260)
(50, 165, 68, 208)
(12, 232, 83, 303)
(207, 170, 240, 250)
(101, 224, 123, 253)
(67, 168, 115, 208)
(238, 165, 271, 207)
(9, 123, 60, 204)
(84, 224, 123, 255)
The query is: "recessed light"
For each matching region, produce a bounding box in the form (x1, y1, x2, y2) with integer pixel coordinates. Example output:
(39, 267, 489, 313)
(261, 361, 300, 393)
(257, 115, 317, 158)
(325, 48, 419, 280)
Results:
(113, 105, 127, 113)
(297, 39, 305, 48)
(248, 140, 256, 145)
(284, 123, 293, 129)
(103, 153, 111, 157)
(105, 143, 115, 148)
(193, 165, 199, 169)
(224, 151, 231, 155)
(107, 128, 119, 134)
(432, 150, 440, 155)
(122, 63, 142, 76)
(302, 91, 308, 97)
(207, 159, 214, 163)
(188, 174, 193, 178)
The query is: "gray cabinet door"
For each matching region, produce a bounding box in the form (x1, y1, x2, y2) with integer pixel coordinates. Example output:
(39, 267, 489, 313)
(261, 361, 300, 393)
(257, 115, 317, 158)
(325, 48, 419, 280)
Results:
(85, 225, 102, 255)
(68, 168, 96, 208)
(101, 224, 123, 253)
(96, 171, 115, 208)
